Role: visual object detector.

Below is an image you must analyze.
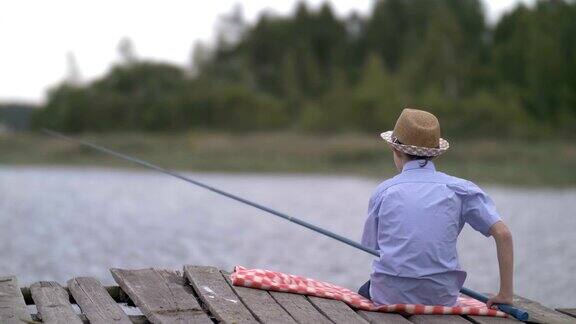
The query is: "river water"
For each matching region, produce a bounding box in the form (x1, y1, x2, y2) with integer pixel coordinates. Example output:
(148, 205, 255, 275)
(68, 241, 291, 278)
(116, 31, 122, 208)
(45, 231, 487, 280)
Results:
(0, 166, 574, 308)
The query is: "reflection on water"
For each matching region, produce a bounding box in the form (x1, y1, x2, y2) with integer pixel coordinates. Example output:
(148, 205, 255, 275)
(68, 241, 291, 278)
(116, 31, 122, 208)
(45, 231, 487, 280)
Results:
(0, 167, 574, 307)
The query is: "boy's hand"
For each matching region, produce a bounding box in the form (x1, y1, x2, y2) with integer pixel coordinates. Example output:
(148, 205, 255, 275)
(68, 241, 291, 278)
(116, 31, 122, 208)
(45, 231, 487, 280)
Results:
(486, 293, 513, 309)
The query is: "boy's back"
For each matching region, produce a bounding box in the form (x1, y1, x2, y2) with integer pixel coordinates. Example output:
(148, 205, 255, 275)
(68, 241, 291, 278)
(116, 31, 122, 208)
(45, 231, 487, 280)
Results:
(361, 160, 501, 306)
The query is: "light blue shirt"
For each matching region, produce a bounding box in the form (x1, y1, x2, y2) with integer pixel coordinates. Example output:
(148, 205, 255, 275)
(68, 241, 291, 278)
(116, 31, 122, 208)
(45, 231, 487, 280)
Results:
(361, 160, 501, 306)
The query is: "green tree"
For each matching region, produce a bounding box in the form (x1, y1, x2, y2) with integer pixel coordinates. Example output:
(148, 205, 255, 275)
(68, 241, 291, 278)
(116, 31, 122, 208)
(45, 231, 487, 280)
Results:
(92, 62, 187, 130)
(400, 2, 465, 99)
(364, 0, 414, 72)
(298, 48, 324, 97)
(492, 0, 576, 129)
(299, 68, 353, 132)
(279, 51, 303, 117)
(34, 85, 90, 132)
(352, 53, 402, 131)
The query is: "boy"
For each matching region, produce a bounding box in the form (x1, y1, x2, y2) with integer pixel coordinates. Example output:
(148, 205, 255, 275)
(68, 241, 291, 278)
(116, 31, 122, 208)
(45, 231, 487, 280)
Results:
(359, 108, 513, 308)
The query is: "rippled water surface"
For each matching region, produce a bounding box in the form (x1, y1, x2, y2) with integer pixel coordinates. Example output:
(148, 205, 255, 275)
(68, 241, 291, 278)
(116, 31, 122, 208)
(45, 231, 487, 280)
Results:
(0, 167, 574, 307)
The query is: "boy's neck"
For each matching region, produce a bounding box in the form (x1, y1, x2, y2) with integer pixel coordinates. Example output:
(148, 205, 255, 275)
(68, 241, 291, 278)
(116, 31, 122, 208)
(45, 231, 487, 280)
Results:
(403, 159, 435, 171)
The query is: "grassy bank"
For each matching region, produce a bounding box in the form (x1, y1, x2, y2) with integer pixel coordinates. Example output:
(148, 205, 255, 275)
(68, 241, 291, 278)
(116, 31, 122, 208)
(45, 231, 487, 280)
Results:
(0, 131, 574, 186)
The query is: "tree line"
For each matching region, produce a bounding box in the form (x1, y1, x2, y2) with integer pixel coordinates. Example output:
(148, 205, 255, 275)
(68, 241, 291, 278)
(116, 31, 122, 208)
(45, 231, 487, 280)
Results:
(34, 0, 576, 138)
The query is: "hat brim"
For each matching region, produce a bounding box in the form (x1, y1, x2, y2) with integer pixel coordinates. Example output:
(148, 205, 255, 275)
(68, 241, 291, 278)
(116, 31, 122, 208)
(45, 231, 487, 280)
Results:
(380, 131, 449, 157)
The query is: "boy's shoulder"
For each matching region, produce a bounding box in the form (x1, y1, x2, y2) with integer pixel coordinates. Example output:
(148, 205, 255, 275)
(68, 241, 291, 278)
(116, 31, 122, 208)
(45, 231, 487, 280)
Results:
(436, 170, 472, 185)
(374, 170, 481, 195)
(373, 173, 403, 192)
(436, 171, 486, 195)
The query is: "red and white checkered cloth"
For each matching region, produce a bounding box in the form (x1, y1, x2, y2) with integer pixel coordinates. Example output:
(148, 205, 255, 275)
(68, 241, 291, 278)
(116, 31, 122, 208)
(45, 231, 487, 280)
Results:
(231, 266, 507, 317)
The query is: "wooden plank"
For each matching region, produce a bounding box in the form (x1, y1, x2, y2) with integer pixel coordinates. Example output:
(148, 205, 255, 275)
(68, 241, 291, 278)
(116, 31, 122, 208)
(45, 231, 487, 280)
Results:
(307, 296, 369, 324)
(556, 308, 576, 319)
(30, 281, 83, 324)
(22, 285, 129, 304)
(221, 270, 296, 323)
(127, 315, 151, 324)
(357, 310, 412, 324)
(183, 265, 257, 323)
(0, 275, 31, 324)
(512, 295, 574, 323)
(110, 268, 211, 324)
(465, 315, 521, 324)
(67, 277, 132, 324)
(31, 313, 150, 324)
(408, 314, 472, 323)
(270, 291, 332, 324)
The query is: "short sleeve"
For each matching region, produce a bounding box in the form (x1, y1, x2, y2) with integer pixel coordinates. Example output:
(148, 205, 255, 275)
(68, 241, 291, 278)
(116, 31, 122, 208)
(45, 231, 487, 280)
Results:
(361, 192, 380, 250)
(461, 182, 501, 237)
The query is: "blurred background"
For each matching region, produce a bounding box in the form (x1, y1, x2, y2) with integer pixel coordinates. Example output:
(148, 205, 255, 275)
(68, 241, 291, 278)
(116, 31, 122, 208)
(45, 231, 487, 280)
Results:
(0, 0, 575, 308)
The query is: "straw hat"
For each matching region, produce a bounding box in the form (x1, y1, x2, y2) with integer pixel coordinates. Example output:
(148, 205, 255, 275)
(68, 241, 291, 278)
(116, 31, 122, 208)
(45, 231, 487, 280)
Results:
(381, 108, 449, 157)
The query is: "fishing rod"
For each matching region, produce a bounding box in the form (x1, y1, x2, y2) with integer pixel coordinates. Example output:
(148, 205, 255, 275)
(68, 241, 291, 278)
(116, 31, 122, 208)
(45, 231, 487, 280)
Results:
(42, 129, 528, 321)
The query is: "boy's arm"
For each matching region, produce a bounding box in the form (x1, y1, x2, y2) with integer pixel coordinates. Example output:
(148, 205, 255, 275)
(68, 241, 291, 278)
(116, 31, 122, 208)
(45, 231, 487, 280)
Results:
(486, 221, 514, 308)
(361, 212, 379, 251)
(361, 193, 381, 251)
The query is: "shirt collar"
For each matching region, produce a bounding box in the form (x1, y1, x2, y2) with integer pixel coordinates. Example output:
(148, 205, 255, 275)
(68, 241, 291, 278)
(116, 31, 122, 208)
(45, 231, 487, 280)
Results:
(402, 160, 436, 172)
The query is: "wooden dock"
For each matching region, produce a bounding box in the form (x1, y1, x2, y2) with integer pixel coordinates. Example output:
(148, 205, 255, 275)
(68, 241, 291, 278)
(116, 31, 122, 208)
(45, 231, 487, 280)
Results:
(1, 265, 574, 324)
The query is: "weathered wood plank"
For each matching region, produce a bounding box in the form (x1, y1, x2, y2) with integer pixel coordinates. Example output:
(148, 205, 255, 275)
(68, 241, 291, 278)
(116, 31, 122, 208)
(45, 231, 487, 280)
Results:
(0, 275, 31, 323)
(408, 314, 472, 323)
(556, 308, 576, 319)
(183, 265, 257, 323)
(307, 296, 369, 324)
(270, 291, 332, 324)
(221, 270, 296, 323)
(30, 281, 82, 324)
(357, 310, 413, 324)
(110, 268, 212, 324)
(127, 315, 152, 324)
(67, 277, 132, 324)
(512, 295, 574, 323)
(22, 285, 130, 304)
(465, 315, 522, 324)
(32, 313, 150, 324)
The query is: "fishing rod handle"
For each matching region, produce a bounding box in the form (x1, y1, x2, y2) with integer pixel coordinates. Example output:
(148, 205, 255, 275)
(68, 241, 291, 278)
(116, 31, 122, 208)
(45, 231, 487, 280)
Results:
(497, 304, 529, 321)
(459, 287, 529, 321)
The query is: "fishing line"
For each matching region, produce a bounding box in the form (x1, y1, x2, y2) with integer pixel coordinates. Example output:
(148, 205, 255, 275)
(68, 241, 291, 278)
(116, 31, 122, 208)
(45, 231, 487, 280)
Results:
(42, 129, 377, 255)
(42, 128, 528, 321)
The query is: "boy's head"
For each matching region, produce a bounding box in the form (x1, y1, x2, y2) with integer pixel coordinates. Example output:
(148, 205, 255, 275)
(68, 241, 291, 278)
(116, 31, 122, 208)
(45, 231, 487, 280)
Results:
(381, 108, 450, 171)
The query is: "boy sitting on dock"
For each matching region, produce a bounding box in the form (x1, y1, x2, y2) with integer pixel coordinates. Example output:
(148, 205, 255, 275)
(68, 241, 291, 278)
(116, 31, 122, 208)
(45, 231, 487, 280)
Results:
(359, 108, 514, 308)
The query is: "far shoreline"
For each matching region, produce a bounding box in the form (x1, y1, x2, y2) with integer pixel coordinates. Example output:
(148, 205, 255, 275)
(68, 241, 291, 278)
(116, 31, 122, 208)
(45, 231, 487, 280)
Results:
(1, 131, 575, 187)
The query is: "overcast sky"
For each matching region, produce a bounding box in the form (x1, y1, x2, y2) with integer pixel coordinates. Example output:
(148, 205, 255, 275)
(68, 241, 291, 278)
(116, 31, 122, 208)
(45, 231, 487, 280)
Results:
(0, 0, 532, 104)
